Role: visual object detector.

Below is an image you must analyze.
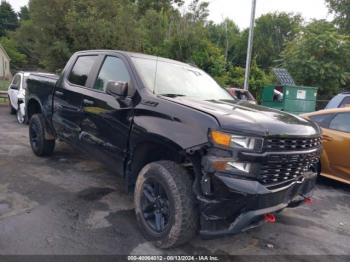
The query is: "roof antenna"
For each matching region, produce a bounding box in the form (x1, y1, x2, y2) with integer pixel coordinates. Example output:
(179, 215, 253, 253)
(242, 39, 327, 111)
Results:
(153, 56, 159, 94)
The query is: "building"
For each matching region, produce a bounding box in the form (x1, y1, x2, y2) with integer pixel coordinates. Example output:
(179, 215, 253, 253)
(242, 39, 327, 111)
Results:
(0, 44, 11, 80)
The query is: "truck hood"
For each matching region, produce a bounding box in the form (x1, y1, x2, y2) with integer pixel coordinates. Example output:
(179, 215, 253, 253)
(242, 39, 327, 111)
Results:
(167, 97, 320, 137)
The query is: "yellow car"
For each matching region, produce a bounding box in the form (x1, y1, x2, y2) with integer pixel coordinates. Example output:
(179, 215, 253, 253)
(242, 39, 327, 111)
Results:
(303, 107, 350, 184)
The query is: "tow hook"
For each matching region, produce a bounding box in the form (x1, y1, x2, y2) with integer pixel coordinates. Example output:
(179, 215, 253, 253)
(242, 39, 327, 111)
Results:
(304, 197, 313, 205)
(264, 213, 276, 223)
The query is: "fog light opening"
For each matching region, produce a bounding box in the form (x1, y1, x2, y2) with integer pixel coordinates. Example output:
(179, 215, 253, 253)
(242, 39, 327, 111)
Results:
(264, 213, 276, 223)
(304, 197, 313, 205)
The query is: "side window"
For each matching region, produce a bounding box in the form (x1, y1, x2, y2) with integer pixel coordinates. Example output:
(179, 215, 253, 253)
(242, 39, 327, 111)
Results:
(340, 97, 350, 108)
(12, 75, 20, 85)
(329, 113, 350, 133)
(11, 75, 21, 89)
(309, 114, 332, 128)
(94, 56, 130, 91)
(68, 56, 98, 87)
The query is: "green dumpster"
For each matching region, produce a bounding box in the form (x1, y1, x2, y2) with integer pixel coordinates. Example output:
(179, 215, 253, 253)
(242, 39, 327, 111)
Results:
(261, 69, 318, 115)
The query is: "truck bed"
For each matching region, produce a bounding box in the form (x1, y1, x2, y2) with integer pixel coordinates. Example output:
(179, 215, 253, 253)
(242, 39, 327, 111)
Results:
(26, 72, 59, 121)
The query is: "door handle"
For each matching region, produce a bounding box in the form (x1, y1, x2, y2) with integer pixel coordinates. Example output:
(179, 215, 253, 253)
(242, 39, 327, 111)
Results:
(55, 91, 64, 97)
(83, 99, 94, 106)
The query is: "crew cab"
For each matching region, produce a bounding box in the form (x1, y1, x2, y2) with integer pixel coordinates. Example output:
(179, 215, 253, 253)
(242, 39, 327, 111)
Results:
(26, 50, 322, 248)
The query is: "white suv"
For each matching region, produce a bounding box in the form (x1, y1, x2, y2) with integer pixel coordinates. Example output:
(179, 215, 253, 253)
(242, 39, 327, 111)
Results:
(7, 72, 30, 124)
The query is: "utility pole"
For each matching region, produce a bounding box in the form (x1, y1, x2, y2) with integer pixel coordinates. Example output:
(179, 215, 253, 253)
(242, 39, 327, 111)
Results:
(244, 0, 257, 90)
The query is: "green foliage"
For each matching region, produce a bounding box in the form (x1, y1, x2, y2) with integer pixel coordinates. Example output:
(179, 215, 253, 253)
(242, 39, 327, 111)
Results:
(134, 0, 184, 14)
(326, 0, 350, 33)
(2, 0, 349, 102)
(0, 1, 19, 37)
(253, 12, 303, 69)
(0, 80, 10, 91)
(281, 20, 350, 98)
(19, 6, 30, 21)
(227, 62, 273, 101)
(0, 36, 27, 69)
(207, 19, 240, 63)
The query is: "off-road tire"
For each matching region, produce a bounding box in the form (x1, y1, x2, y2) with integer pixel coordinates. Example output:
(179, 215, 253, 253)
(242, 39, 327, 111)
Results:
(134, 161, 198, 249)
(29, 114, 55, 156)
(9, 98, 16, 115)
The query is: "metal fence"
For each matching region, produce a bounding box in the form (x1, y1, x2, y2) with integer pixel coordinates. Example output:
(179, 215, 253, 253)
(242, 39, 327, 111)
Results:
(0, 91, 8, 104)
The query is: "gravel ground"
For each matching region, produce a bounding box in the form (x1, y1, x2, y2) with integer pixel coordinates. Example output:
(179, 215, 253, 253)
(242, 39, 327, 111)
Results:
(0, 104, 349, 257)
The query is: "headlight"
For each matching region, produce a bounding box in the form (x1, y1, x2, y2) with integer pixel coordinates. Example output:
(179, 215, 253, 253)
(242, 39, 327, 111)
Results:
(209, 130, 263, 151)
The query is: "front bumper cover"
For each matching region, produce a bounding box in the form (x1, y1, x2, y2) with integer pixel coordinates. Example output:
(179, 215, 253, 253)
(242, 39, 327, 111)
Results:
(199, 171, 317, 238)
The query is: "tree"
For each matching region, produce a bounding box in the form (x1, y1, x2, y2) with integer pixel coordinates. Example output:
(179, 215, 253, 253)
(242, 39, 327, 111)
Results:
(226, 61, 272, 100)
(0, 1, 19, 37)
(134, 0, 183, 14)
(207, 19, 240, 63)
(326, 0, 350, 33)
(18, 6, 30, 21)
(253, 12, 302, 69)
(0, 36, 27, 69)
(281, 20, 350, 98)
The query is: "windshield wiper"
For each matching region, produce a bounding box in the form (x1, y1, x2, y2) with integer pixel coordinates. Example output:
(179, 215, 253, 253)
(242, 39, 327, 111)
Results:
(159, 94, 185, 98)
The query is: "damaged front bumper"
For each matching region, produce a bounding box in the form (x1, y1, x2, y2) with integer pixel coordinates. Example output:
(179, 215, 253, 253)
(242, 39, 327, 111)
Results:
(198, 169, 317, 238)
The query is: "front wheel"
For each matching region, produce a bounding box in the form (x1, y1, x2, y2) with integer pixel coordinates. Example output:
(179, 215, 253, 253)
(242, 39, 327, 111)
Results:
(134, 161, 198, 249)
(29, 114, 55, 156)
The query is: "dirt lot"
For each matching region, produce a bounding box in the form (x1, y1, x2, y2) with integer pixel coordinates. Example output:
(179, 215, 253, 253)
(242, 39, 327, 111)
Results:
(0, 104, 349, 256)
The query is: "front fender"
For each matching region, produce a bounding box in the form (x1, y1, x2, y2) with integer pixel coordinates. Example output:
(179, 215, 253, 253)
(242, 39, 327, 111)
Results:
(131, 99, 219, 150)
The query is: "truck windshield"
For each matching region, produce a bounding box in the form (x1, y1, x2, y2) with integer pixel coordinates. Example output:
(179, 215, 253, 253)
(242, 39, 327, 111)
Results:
(132, 57, 234, 101)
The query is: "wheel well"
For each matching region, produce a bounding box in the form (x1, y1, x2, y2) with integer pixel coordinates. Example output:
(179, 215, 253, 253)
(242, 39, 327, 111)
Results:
(126, 142, 188, 190)
(27, 99, 42, 120)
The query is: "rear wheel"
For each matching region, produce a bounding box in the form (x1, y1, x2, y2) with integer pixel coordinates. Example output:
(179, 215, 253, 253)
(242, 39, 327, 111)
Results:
(134, 161, 198, 249)
(8, 98, 16, 115)
(29, 114, 55, 156)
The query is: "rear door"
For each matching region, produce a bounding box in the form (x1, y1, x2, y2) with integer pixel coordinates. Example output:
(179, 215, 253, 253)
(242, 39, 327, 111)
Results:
(78, 54, 135, 174)
(8, 74, 21, 110)
(322, 112, 350, 181)
(52, 55, 100, 145)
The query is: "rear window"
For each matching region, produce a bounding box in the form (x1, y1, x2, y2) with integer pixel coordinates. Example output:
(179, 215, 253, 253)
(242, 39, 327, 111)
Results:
(12, 74, 21, 87)
(329, 113, 350, 133)
(340, 97, 350, 108)
(68, 56, 98, 87)
(309, 114, 332, 128)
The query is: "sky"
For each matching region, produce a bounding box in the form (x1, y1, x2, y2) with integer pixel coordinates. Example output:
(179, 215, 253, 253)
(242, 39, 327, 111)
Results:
(6, 0, 332, 29)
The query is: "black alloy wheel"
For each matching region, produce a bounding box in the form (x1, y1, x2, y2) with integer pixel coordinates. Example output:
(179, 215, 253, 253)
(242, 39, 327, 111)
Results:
(29, 114, 55, 156)
(141, 179, 170, 233)
(134, 161, 198, 248)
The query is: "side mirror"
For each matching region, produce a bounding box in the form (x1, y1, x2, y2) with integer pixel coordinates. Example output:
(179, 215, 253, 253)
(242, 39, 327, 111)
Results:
(106, 81, 128, 98)
(10, 85, 18, 90)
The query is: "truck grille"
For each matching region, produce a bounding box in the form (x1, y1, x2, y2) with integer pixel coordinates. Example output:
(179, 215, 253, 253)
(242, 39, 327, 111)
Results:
(264, 137, 321, 151)
(257, 151, 320, 186)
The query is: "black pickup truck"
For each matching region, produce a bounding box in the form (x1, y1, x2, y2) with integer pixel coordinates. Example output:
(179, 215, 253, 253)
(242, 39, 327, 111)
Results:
(26, 50, 322, 248)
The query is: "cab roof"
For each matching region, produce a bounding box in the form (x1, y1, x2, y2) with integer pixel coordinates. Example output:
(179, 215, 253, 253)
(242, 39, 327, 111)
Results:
(74, 49, 193, 68)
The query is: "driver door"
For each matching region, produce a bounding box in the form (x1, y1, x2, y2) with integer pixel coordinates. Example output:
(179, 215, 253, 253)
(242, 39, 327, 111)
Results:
(79, 55, 134, 175)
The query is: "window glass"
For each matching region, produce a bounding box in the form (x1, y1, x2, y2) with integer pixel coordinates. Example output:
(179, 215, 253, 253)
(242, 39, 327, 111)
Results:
(94, 56, 130, 91)
(132, 57, 233, 101)
(12, 75, 21, 87)
(68, 56, 97, 87)
(309, 113, 333, 128)
(329, 113, 350, 133)
(340, 97, 350, 108)
(309, 114, 331, 124)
